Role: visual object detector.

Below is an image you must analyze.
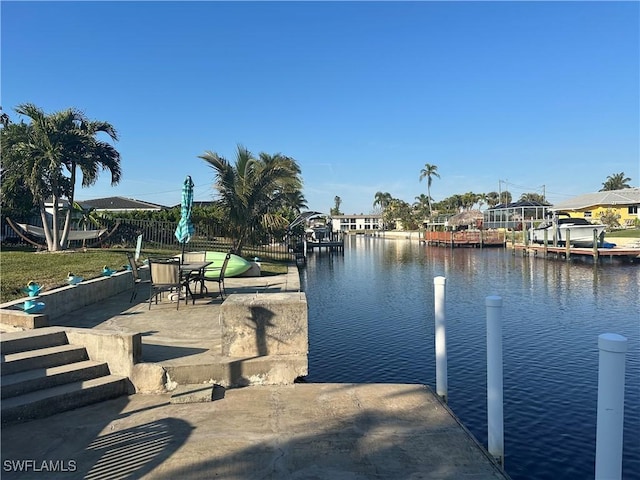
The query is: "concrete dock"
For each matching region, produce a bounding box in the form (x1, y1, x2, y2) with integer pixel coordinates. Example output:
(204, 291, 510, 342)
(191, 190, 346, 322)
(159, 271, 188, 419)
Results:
(1, 270, 509, 479)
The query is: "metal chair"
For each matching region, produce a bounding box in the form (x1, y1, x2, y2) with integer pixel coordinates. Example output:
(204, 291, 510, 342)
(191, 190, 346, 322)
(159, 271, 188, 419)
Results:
(148, 257, 182, 310)
(205, 253, 231, 300)
(126, 252, 150, 303)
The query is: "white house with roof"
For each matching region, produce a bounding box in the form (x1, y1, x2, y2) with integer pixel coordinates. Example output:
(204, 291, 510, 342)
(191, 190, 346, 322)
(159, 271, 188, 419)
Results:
(331, 214, 382, 232)
(551, 188, 640, 227)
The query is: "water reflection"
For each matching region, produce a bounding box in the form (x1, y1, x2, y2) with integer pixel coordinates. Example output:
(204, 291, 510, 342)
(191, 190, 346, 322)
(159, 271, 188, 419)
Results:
(302, 236, 639, 480)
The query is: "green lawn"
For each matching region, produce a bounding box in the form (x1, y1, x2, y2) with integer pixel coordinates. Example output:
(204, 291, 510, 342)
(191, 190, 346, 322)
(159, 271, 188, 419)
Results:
(606, 228, 640, 239)
(0, 248, 289, 303)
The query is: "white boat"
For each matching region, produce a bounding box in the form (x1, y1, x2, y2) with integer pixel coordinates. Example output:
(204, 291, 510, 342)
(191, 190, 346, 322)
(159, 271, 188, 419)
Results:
(530, 212, 606, 247)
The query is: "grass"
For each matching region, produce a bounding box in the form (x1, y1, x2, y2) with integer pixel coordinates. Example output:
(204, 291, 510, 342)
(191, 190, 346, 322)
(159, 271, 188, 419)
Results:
(606, 228, 640, 239)
(0, 247, 290, 303)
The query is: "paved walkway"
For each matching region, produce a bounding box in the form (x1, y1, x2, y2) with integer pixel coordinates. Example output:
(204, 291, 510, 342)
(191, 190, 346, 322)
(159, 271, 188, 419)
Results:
(0, 269, 509, 479)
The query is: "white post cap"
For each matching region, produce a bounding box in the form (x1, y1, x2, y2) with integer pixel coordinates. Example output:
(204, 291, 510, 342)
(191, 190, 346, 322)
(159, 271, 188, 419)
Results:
(486, 295, 502, 307)
(598, 333, 628, 353)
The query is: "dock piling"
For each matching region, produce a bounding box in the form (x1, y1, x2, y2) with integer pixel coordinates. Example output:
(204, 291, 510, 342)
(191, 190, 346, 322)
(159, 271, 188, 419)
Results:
(434, 276, 448, 403)
(595, 333, 627, 480)
(486, 295, 504, 467)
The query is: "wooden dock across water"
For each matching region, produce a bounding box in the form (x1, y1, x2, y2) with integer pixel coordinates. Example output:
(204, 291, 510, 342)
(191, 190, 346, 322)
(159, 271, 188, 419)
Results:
(511, 243, 640, 262)
(424, 230, 506, 247)
(306, 240, 344, 252)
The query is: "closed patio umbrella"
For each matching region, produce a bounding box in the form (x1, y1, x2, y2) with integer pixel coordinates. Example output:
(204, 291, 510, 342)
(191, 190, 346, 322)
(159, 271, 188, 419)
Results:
(175, 175, 195, 258)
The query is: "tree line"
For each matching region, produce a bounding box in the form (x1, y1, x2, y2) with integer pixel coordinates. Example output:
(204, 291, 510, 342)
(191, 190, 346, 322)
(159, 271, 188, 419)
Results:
(367, 164, 633, 230)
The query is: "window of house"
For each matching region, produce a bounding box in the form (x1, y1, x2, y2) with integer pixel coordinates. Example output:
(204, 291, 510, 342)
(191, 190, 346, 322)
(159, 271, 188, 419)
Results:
(629, 206, 638, 214)
(584, 211, 592, 218)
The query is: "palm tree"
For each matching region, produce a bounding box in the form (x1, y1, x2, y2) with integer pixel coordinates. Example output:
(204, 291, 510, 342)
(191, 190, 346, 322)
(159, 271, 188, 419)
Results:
(60, 115, 121, 247)
(413, 194, 430, 220)
(1, 104, 120, 251)
(519, 192, 549, 204)
(331, 195, 343, 216)
(600, 172, 632, 191)
(373, 191, 392, 211)
(3, 105, 73, 250)
(199, 145, 303, 255)
(476, 193, 488, 211)
(418, 163, 440, 215)
(486, 191, 500, 208)
(461, 191, 479, 210)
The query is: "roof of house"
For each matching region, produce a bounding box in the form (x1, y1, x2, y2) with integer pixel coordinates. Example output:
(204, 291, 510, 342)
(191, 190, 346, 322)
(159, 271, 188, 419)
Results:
(488, 200, 548, 210)
(551, 188, 640, 211)
(448, 210, 484, 226)
(332, 214, 382, 219)
(79, 196, 167, 211)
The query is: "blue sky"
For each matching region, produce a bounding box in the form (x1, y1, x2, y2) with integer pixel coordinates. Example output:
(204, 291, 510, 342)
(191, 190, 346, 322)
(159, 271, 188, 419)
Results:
(2, 1, 639, 214)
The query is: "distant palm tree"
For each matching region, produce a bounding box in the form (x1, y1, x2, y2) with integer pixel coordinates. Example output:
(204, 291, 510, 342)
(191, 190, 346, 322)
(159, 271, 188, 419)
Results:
(519, 192, 549, 204)
(476, 193, 488, 210)
(200, 145, 303, 255)
(461, 191, 479, 210)
(331, 195, 343, 216)
(413, 194, 430, 219)
(486, 191, 500, 208)
(419, 163, 440, 215)
(373, 191, 392, 211)
(600, 172, 632, 191)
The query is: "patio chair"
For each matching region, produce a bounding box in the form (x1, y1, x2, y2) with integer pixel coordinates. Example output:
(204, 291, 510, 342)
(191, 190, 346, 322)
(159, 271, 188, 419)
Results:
(181, 251, 208, 297)
(148, 257, 183, 310)
(126, 252, 151, 303)
(206, 252, 231, 300)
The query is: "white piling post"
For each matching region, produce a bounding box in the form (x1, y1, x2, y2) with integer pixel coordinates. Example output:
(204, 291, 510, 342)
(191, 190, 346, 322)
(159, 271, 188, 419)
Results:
(486, 295, 504, 467)
(434, 276, 447, 403)
(595, 333, 628, 480)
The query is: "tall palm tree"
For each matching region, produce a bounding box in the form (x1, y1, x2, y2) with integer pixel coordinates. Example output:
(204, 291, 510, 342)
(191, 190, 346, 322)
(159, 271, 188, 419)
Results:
(3, 105, 74, 250)
(600, 172, 632, 191)
(418, 163, 440, 215)
(200, 145, 303, 255)
(60, 115, 121, 247)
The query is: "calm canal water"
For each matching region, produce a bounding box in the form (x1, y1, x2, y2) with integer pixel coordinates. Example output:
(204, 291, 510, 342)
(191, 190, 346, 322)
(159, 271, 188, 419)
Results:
(300, 235, 639, 480)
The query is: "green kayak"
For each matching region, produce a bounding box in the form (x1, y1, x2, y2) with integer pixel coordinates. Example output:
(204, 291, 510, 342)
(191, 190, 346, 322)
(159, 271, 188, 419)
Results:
(203, 251, 251, 279)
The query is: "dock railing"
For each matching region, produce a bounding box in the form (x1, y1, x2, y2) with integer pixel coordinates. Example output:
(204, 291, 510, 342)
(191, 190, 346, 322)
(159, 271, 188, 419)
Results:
(424, 230, 506, 247)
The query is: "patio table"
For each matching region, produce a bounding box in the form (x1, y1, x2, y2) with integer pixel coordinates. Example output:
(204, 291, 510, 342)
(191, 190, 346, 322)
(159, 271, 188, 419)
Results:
(180, 261, 212, 300)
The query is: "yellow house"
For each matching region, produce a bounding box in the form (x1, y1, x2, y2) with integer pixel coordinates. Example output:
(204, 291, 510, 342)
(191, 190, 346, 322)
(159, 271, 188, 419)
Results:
(551, 188, 640, 227)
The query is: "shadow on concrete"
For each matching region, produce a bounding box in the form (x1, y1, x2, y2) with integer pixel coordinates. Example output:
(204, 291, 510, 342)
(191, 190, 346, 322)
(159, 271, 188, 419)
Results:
(82, 417, 193, 480)
(248, 306, 276, 356)
(50, 292, 148, 329)
(227, 356, 261, 387)
(0, 396, 193, 480)
(142, 344, 209, 362)
(145, 397, 502, 480)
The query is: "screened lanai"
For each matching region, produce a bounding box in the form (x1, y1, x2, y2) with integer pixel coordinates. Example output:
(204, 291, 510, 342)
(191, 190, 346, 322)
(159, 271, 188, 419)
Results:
(483, 201, 550, 230)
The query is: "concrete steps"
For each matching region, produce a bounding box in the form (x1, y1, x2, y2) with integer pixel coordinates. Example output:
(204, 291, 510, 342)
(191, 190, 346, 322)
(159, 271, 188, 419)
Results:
(1, 328, 128, 424)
